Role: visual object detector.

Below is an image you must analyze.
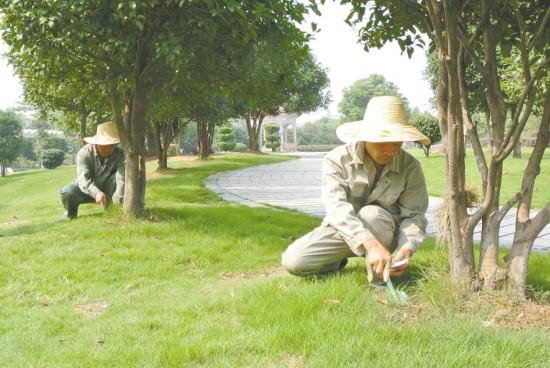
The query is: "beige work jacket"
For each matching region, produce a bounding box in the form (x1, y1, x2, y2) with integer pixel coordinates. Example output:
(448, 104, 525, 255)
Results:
(321, 142, 428, 256)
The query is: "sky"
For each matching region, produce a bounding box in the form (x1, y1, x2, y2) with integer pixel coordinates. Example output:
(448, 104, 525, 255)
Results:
(0, 2, 433, 121)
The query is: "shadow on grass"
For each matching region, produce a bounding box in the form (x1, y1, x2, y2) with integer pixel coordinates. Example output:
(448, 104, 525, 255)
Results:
(1, 222, 53, 237)
(0, 170, 42, 188)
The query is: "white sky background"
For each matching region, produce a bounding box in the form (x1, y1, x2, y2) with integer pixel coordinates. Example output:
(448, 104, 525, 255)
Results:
(298, 1, 434, 123)
(0, 2, 433, 119)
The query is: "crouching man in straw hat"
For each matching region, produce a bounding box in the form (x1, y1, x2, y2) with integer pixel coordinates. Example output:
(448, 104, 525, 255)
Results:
(281, 96, 430, 284)
(59, 122, 125, 219)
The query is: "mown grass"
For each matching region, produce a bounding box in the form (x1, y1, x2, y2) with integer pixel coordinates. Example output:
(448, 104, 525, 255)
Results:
(0, 153, 549, 367)
(409, 147, 550, 208)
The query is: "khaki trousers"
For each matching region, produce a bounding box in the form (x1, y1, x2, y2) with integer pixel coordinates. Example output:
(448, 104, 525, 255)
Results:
(281, 205, 398, 282)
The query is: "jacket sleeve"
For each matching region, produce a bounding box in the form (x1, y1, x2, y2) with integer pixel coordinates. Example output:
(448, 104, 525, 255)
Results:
(112, 150, 125, 204)
(396, 161, 429, 253)
(76, 148, 101, 198)
(321, 155, 374, 256)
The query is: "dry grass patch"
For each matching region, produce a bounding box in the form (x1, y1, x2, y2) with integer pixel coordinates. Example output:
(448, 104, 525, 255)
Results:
(74, 300, 109, 318)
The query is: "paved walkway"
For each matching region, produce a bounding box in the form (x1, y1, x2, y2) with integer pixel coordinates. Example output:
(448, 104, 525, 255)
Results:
(206, 152, 550, 252)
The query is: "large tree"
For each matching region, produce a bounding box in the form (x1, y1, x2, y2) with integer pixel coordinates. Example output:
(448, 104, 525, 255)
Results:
(340, 0, 550, 299)
(338, 74, 410, 122)
(0, 112, 24, 177)
(237, 48, 330, 151)
(1, 0, 313, 216)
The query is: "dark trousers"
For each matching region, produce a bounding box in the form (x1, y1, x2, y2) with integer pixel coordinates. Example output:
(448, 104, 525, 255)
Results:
(60, 176, 116, 218)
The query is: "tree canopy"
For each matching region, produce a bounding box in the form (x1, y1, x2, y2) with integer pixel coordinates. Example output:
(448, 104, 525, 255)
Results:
(338, 74, 409, 123)
(0, 111, 24, 177)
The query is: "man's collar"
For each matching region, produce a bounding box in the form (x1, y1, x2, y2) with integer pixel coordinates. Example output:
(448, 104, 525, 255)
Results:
(350, 142, 401, 173)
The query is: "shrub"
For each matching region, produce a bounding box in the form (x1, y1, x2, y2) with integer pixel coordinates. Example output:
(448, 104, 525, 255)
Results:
(264, 125, 281, 151)
(410, 113, 441, 157)
(216, 125, 236, 151)
(41, 149, 65, 169)
(231, 142, 247, 152)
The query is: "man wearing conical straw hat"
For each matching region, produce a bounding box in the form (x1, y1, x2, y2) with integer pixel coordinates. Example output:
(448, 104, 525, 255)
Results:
(282, 96, 430, 284)
(59, 122, 125, 219)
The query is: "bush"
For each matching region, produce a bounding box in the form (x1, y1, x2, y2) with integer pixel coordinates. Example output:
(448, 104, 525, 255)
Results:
(264, 125, 281, 151)
(231, 142, 247, 152)
(167, 144, 178, 156)
(41, 149, 66, 169)
(410, 113, 441, 157)
(216, 125, 236, 151)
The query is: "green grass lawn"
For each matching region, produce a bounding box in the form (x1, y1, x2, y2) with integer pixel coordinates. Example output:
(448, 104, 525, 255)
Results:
(0, 153, 549, 367)
(410, 147, 550, 209)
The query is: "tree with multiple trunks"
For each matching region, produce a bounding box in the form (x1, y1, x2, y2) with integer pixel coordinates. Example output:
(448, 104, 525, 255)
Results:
(340, 0, 550, 298)
(1, 0, 314, 216)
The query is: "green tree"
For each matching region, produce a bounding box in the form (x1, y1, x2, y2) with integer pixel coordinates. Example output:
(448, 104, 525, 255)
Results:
(34, 131, 69, 157)
(264, 125, 281, 151)
(338, 74, 410, 123)
(342, 0, 550, 298)
(410, 113, 441, 157)
(216, 125, 237, 152)
(1, 0, 314, 216)
(297, 117, 340, 145)
(40, 149, 65, 169)
(0, 112, 24, 177)
(237, 49, 330, 151)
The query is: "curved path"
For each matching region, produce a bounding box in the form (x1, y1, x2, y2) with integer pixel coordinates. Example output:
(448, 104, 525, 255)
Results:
(206, 153, 550, 252)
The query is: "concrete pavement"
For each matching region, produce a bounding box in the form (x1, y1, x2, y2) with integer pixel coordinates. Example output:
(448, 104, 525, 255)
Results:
(206, 152, 550, 252)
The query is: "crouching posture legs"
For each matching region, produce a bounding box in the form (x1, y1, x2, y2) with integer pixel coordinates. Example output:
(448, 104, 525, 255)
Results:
(282, 205, 396, 280)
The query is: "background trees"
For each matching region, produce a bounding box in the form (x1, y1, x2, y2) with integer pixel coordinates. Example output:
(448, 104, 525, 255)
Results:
(237, 49, 330, 151)
(338, 74, 410, 122)
(1, 0, 319, 216)
(297, 117, 340, 145)
(410, 113, 441, 157)
(0, 111, 24, 177)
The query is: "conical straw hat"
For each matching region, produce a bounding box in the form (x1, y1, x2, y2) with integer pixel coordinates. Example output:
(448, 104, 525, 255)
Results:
(336, 96, 431, 145)
(84, 122, 120, 145)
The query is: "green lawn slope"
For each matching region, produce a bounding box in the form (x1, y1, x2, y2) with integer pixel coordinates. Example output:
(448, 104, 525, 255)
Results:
(0, 153, 549, 367)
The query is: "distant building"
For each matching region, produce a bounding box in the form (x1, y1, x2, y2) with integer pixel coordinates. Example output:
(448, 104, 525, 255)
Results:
(262, 111, 299, 152)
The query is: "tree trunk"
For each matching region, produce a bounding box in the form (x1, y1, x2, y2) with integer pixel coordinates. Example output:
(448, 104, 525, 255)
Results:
(507, 92, 550, 298)
(507, 234, 531, 300)
(478, 211, 505, 286)
(111, 85, 148, 216)
(245, 113, 265, 152)
(146, 128, 158, 157)
(512, 141, 522, 158)
(79, 105, 87, 146)
(197, 121, 210, 159)
(0, 161, 5, 177)
(422, 144, 430, 157)
(442, 1, 472, 282)
(155, 122, 167, 170)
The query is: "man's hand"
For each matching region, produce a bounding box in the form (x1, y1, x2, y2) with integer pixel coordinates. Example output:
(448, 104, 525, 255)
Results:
(390, 247, 412, 277)
(95, 191, 107, 209)
(364, 238, 391, 281)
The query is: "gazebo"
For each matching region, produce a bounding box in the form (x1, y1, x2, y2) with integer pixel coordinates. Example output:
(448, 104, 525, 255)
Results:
(261, 111, 299, 152)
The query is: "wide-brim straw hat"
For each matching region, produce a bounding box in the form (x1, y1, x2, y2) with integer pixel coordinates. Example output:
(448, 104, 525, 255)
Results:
(336, 96, 431, 145)
(84, 122, 120, 145)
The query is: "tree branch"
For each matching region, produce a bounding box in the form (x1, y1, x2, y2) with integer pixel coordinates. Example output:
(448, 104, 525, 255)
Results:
(496, 191, 523, 223)
(527, 202, 550, 237)
(528, 5, 550, 52)
(426, 0, 446, 52)
(455, 24, 487, 82)
(496, 56, 550, 162)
